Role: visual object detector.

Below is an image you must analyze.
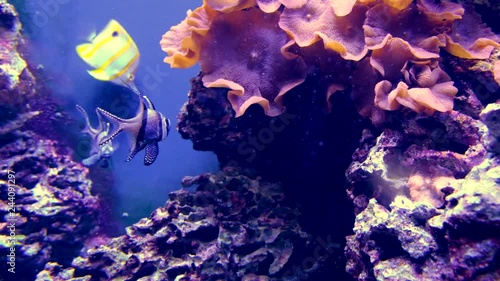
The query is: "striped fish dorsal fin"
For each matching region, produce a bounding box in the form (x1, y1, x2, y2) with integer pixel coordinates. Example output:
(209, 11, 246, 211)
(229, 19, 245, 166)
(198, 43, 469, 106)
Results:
(96, 107, 127, 145)
(141, 95, 155, 110)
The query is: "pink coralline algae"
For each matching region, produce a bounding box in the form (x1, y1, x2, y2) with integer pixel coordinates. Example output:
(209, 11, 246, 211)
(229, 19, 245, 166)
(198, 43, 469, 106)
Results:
(161, 0, 499, 119)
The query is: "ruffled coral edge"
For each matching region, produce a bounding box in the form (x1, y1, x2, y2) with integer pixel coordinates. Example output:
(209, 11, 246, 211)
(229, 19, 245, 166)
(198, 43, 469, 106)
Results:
(494, 60, 500, 86)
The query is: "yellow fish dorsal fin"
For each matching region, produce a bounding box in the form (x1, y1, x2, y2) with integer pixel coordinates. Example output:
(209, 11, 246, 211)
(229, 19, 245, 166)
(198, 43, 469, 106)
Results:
(87, 69, 111, 81)
(106, 19, 127, 37)
(94, 19, 130, 44)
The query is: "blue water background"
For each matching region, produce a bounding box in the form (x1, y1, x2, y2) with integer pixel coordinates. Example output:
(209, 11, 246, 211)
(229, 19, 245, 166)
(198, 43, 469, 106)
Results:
(17, 0, 218, 230)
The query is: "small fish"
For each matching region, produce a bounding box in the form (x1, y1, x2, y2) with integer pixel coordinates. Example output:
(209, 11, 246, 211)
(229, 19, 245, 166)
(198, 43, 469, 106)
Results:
(76, 105, 116, 166)
(97, 92, 170, 166)
(75, 19, 140, 90)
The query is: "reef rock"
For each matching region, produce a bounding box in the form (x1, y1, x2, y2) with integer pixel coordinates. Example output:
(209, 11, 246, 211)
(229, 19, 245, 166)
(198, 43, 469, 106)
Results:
(36, 167, 330, 281)
(0, 130, 100, 280)
(345, 103, 499, 280)
(0, 0, 37, 118)
(0, 2, 101, 280)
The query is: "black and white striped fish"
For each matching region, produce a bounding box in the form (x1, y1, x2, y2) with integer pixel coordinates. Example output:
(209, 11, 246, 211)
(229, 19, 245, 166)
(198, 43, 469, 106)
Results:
(97, 93, 170, 166)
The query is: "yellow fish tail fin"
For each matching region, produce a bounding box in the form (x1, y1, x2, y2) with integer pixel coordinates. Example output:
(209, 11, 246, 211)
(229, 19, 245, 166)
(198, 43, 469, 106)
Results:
(88, 69, 111, 81)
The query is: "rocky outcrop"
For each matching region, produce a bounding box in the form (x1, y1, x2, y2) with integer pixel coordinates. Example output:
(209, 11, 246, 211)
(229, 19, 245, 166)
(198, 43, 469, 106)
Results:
(36, 167, 335, 281)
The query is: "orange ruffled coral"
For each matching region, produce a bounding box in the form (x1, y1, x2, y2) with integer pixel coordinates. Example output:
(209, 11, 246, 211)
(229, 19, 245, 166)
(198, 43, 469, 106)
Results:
(417, 0, 464, 23)
(204, 0, 307, 13)
(375, 63, 458, 115)
(160, 10, 199, 68)
(370, 38, 439, 80)
(279, 0, 368, 61)
(204, 0, 256, 13)
(257, 0, 307, 13)
(160, 6, 216, 68)
(444, 5, 500, 59)
(332, 0, 412, 16)
(494, 61, 500, 86)
(200, 8, 307, 117)
(364, 3, 448, 54)
(364, 38, 458, 115)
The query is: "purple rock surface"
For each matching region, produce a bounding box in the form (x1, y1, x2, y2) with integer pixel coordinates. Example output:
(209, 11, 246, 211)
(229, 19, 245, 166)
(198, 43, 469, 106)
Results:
(344, 91, 499, 280)
(36, 166, 334, 281)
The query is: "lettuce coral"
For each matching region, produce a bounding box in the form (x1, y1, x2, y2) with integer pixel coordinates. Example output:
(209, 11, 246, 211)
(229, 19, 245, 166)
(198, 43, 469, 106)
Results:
(375, 63, 458, 115)
(444, 5, 500, 59)
(204, 0, 256, 13)
(364, 3, 448, 54)
(495, 61, 500, 86)
(360, 37, 458, 115)
(161, 0, 499, 119)
(200, 8, 306, 117)
(417, 0, 464, 23)
(257, 0, 308, 13)
(160, 6, 216, 68)
(279, 0, 368, 61)
(331, 0, 412, 16)
(160, 12, 198, 68)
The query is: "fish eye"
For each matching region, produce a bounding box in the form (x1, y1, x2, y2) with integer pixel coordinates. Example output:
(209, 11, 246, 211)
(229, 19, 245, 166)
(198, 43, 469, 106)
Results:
(112, 31, 119, 37)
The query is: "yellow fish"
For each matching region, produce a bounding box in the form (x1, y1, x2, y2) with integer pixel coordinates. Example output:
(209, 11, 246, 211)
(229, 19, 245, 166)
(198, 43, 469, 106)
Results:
(76, 19, 139, 89)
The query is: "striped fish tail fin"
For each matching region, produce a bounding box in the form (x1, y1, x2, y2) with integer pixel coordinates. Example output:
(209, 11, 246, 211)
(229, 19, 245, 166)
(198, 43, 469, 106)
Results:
(96, 108, 127, 145)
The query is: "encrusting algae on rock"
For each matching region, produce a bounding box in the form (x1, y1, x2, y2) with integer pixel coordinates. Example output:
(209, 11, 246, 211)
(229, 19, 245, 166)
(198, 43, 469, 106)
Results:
(36, 166, 331, 281)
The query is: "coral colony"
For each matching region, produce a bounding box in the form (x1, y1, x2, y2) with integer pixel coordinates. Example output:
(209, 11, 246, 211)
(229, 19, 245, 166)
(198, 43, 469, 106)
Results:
(160, 0, 499, 122)
(0, 0, 499, 280)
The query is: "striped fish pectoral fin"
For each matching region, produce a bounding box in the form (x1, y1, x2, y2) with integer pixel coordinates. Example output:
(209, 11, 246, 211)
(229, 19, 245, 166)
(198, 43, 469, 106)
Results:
(144, 143, 159, 166)
(96, 107, 127, 145)
(88, 69, 112, 81)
